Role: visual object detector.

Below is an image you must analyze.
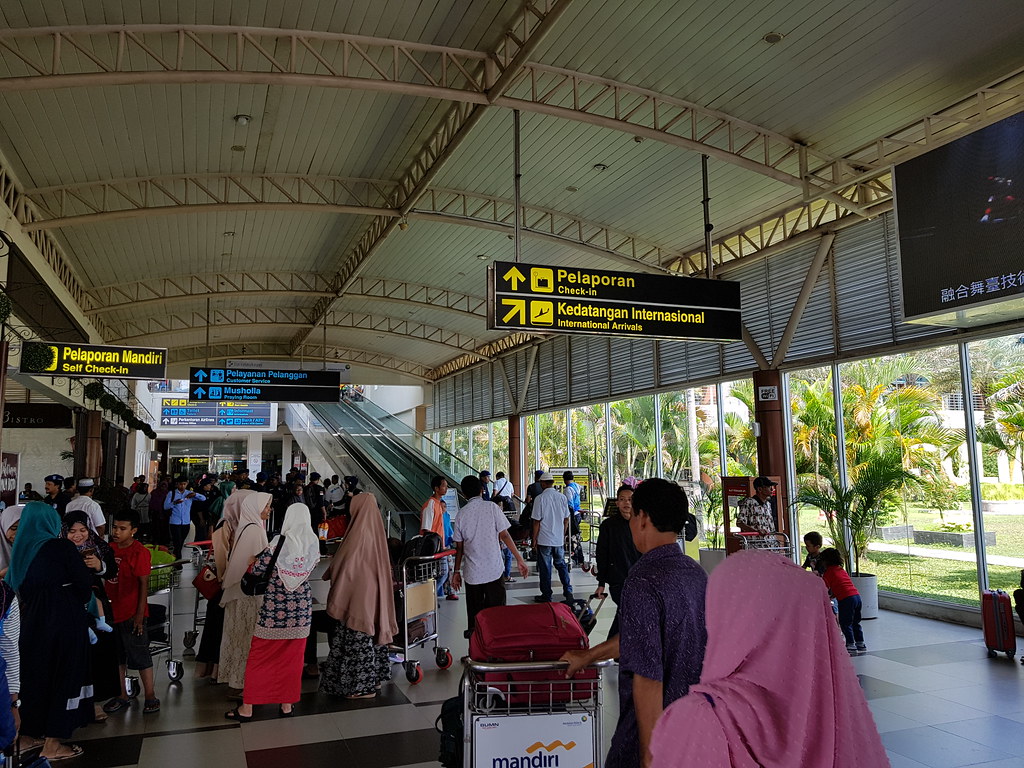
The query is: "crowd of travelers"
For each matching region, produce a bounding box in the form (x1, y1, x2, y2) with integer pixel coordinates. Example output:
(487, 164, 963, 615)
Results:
(0, 461, 883, 766)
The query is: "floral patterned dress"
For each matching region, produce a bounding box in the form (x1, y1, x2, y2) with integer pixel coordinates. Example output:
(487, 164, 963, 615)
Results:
(241, 548, 313, 705)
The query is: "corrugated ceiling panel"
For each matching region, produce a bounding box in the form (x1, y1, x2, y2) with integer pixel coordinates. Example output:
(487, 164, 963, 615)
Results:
(721, 257, 768, 375)
(536, 336, 569, 410)
(568, 335, 609, 403)
(765, 239, 820, 353)
(657, 340, 689, 387)
(491, 360, 512, 419)
(834, 216, 896, 353)
(686, 342, 726, 382)
(786, 245, 838, 363)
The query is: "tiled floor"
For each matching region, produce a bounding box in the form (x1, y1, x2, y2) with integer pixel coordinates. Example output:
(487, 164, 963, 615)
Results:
(74, 558, 1024, 767)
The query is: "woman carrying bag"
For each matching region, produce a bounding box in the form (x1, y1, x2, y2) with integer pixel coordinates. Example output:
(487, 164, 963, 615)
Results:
(217, 492, 272, 696)
(226, 503, 319, 720)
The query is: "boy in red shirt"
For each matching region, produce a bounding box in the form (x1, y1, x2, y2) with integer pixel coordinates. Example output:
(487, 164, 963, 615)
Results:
(102, 510, 159, 714)
(819, 547, 864, 655)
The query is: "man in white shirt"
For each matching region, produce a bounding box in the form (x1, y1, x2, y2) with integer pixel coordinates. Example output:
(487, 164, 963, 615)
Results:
(492, 472, 514, 509)
(64, 477, 107, 536)
(450, 475, 529, 638)
(531, 473, 573, 604)
(324, 474, 345, 510)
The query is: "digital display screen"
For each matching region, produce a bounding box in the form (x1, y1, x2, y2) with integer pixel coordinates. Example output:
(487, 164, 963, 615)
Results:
(895, 111, 1024, 323)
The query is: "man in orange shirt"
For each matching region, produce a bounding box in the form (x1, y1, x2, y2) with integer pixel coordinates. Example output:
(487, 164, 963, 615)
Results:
(421, 476, 456, 600)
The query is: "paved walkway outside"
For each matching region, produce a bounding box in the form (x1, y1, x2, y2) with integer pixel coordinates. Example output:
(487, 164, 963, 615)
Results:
(869, 541, 1024, 568)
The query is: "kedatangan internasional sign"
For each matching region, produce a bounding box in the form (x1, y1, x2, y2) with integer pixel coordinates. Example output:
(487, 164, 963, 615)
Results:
(488, 261, 741, 341)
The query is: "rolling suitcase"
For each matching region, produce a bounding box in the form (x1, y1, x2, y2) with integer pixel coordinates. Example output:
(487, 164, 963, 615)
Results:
(982, 589, 1016, 659)
(470, 602, 597, 705)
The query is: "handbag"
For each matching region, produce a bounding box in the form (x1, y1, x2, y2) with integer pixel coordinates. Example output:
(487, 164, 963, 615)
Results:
(191, 564, 221, 601)
(239, 536, 286, 597)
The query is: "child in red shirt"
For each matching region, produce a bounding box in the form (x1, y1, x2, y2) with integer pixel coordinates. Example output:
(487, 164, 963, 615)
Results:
(102, 511, 159, 714)
(820, 547, 864, 655)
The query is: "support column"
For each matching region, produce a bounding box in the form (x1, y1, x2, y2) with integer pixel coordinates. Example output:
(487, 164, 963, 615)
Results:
(653, 393, 664, 478)
(604, 402, 614, 489)
(83, 410, 103, 479)
(752, 369, 789, 536)
(509, 416, 523, 496)
(959, 342, 989, 594)
(247, 432, 263, 477)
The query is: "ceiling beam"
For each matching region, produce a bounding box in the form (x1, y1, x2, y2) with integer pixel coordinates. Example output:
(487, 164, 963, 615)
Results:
(168, 341, 430, 381)
(24, 174, 687, 273)
(289, 1, 576, 354)
(85, 272, 488, 319)
(103, 305, 491, 360)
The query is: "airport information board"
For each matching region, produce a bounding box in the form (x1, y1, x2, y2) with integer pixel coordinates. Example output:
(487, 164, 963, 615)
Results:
(160, 399, 276, 429)
(487, 261, 741, 341)
(20, 342, 167, 379)
(188, 366, 341, 403)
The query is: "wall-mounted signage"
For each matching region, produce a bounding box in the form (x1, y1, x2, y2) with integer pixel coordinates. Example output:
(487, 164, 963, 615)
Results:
(225, 359, 352, 382)
(190, 367, 341, 388)
(487, 261, 741, 341)
(20, 342, 167, 380)
(160, 399, 276, 429)
(0, 453, 18, 508)
(188, 383, 339, 403)
(3, 403, 74, 429)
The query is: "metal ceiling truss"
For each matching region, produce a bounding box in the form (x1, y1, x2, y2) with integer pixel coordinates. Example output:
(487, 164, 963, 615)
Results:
(85, 271, 335, 315)
(23, 173, 398, 230)
(168, 341, 430, 380)
(425, 332, 537, 381)
(24, 172, 684, 273)
(86, 272, 487, 319)
(289, 0, 574, 353)
(669, 175, 893, 275)
(0, 153, 103, 335)
(106, 305, 490, 359)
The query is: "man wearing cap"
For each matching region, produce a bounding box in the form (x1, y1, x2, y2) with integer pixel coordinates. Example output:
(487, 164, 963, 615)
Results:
(531, 472, 574, 604)
(164, 476, 206, 560)
(43, 474, 72, 517)
(65, 477, 107, 535)
(478, 470, 492, 501)
(737, 477, 779, 535)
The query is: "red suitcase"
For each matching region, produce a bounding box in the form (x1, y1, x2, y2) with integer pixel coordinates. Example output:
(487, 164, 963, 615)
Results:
(982, 589, 1016, 659)
(470, 602, 597, 705)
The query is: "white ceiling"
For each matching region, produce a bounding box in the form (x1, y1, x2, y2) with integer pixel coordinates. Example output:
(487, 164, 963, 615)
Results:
(0, 0, 1021, 384)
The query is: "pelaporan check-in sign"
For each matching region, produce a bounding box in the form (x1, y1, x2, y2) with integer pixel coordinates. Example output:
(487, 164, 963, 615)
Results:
(487, 261, 741, 341)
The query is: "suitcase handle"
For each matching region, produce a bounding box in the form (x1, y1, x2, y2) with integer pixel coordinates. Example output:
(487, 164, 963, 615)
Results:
(464, 659, 614, 673)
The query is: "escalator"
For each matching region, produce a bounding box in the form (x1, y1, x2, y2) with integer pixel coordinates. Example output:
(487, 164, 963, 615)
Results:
(286, 400, 476, 537)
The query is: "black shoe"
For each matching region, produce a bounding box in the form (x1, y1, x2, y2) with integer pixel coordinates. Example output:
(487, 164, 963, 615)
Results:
(533, 596, 552, 603)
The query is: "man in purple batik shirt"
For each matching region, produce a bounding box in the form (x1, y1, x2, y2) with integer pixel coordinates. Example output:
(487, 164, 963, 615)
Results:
(562, 478, 707, 768)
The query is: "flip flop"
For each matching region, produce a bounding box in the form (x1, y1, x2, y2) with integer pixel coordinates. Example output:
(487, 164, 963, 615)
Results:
(102, 698, 130, 714)
(143, 698, 160, 714)
(43, 744, 84, 761)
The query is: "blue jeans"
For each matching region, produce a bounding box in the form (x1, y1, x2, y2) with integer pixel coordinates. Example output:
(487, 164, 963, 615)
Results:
(837, 594, 864, 645)
(537, 545, 572, 601)
(436, 555, 450, 597)
(502, 545, 513, 579)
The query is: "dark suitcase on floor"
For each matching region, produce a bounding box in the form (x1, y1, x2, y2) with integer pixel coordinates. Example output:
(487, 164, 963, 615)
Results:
(469, 602, 597, 705)
(982, 589, 1016, 659)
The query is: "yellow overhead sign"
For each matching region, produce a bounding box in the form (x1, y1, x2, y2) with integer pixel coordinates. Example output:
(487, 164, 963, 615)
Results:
(20, 341, 168, 380)
(488, 261, 741, 341)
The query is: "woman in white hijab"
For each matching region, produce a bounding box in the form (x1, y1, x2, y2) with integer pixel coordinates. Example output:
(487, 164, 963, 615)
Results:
(217, 492, 271, 696)
(0, 505, 23, 577)
(226, 503, 320, 721)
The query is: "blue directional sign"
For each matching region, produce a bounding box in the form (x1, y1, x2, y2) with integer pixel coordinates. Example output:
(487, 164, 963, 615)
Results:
(190, 367, 341, 388)
(188, 383, 339, 403)
(160, 399, 275, 428)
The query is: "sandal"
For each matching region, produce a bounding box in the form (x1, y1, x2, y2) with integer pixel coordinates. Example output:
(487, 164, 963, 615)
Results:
(102, 697, 130, 714)
(224, 708, 253, 722)
(278, 705, 294, 717)
(143, 698, 160, 714)
(42, 743, 84, 761)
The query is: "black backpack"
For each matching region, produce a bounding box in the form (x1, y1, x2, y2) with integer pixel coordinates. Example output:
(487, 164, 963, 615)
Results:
(436, 695, 463, 768)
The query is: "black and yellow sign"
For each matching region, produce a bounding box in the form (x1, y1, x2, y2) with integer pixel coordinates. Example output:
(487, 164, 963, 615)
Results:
(19, 341, 167, 380)
(487, 261, 741, 341)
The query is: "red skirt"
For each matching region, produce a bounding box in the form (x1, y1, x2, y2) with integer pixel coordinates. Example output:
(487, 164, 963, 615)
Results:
(243, 636, 305, 705)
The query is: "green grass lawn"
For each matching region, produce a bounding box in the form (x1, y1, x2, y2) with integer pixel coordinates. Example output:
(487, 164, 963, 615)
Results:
(795, 504, 1023, 607)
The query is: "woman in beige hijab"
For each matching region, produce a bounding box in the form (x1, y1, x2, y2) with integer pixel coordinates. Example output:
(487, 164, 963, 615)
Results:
(319, 493, 397, 698)
(218, 491, 272, 696)
(195, 489, 252, 681)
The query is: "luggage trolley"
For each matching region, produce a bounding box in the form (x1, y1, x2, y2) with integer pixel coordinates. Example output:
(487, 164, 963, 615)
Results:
(143, 559, 187, 685)
(392, 549, 456, 684)
(730, 530, 793, 558)
(183, 540, 214, 654)
(461, 659, 613, 768)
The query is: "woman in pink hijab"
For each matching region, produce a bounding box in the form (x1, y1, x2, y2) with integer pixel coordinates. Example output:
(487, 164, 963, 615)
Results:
(649, 550, 888, 768)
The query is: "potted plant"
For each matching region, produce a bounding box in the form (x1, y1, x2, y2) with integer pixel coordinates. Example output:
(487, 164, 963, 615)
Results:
(695, 484, 726, 574)
(794, 454, 913, 619)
